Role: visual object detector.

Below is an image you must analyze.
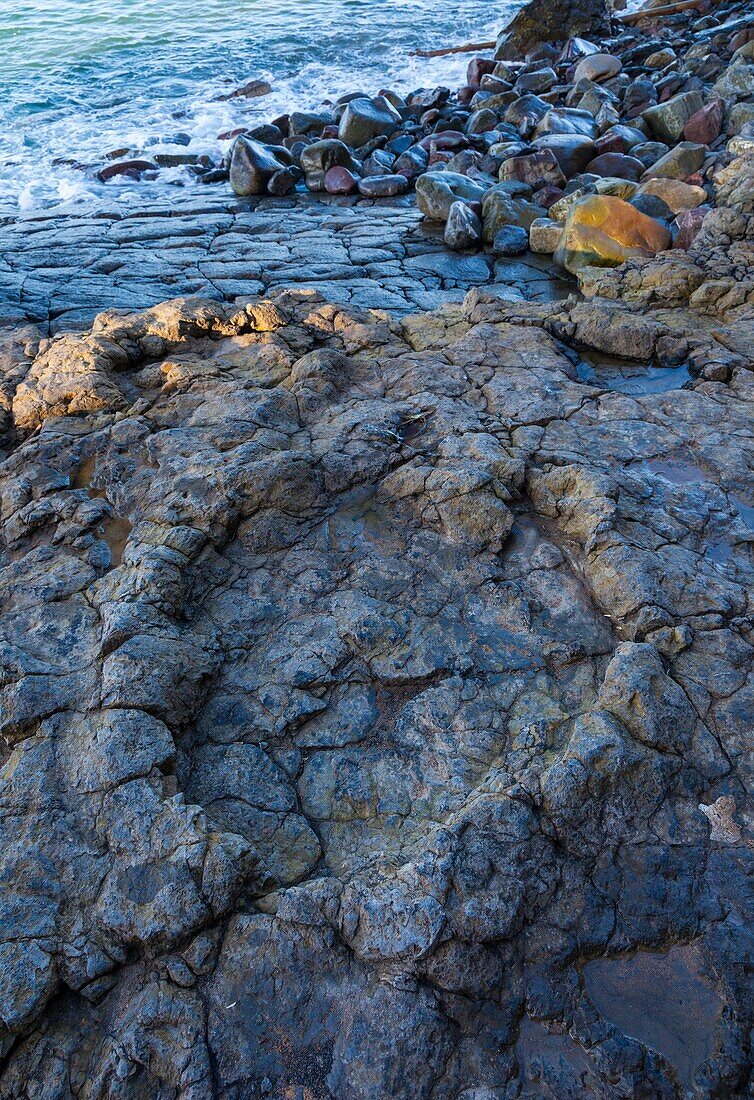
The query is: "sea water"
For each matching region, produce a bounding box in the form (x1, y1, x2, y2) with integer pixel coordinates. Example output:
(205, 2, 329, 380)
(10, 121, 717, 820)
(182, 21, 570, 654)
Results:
(0, 0, 516, 214)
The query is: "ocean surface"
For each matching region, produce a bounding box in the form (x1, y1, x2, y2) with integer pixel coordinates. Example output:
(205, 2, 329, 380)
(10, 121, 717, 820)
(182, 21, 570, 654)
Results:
(0, 0, 517, 215)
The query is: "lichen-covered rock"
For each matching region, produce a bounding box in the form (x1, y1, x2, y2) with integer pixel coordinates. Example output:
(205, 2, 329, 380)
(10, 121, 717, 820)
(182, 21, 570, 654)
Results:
(643, 90, 705, 144)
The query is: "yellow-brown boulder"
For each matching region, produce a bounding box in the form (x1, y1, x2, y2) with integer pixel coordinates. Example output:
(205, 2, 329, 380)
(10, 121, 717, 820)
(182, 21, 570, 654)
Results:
(554, 195, 671, 275)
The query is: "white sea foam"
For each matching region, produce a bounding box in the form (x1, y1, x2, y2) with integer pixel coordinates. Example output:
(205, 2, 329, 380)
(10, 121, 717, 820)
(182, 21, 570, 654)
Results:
(0, 0, 518, 214)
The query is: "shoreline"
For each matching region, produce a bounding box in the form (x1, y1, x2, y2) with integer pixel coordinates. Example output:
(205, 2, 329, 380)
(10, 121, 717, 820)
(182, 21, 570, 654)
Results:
(1, 0, 754, 1097)
(0, 189, 571, 334)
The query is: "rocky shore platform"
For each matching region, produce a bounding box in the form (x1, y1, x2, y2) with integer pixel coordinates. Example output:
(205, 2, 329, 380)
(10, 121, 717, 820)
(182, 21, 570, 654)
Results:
(1, 0, 754, 1097)
(0, 192, 569, 334)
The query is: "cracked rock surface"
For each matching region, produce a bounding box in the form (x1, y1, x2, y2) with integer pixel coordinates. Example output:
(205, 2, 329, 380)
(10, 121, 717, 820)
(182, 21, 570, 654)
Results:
(0, 272, 751, 1098)
(0, 192, 571, 336)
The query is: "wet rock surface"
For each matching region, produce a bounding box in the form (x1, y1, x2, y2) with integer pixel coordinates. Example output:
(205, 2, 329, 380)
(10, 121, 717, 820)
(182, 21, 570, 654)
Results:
(1, 0, 754, 1096)
(0, 279, 751, 1098)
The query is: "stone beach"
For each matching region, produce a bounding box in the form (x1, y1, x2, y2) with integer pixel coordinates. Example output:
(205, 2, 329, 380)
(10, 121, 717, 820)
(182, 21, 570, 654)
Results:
(1, 0, 754, 1096)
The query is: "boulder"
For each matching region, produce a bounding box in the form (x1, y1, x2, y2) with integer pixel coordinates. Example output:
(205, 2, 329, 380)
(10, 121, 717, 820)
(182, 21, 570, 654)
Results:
(361, 150, 395, 177)
(505, 94, 551, 137)
(338, 97, 401, 148)
(415, 172, 487, 220)
(499, 149, 566, 189)
(394, 146, 429, 180)
(574, 53, 622, 83)
(554, 194, 671, 274)
(673, 206, 709, 249)
(267, 167, 298, 195)
(642, 142, 706, 181)
(630, 141, 669, 170)
(642, 91, 704, 144)
(229, 138, 287, 196)
(636, 178, 707, 214)
(535, 108, 598, 138)
(466, 108, 500, 135)
(492, 224, 530, 255)
(645, 48, 676, 70)
(515, 68, 557, 94)
(495, 0, 610, 60)
(559, 36, 601, 63)
(713, 62, 754, 104)
(594, 124, 647, 154)
(728, 103, 754, 136)
(407, 86, 450, 110)
(300, 140, 358, 192)
(418, 131, 469, 152)
(324, 167, 359, 194)
(482, 182, 546, 242)
(444, 202, 483, 250)
(357, 174, 410, 197)
(216, 78, 272, 102)
(594, 177, 637, 200)
(529, 217, 563, 253)
(467, 58, 496, 89)
(533, 134, 596, 177)
(683, 99, 723, 144)
(624, 78, 657, 119)
(289, 110, 334, 136)
(98, 159, 158, 182)
(586, 153, 645, 181)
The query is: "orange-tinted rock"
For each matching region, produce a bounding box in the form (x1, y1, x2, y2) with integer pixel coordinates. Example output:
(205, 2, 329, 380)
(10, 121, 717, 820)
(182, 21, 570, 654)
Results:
(638, 177, 707, 213)
(554, 194, 671, 274)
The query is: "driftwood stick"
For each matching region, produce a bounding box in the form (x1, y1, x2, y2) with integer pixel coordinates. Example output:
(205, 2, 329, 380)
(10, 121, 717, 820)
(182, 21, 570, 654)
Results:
(410, 40, 496, 58)
(617, 0, 707, 24)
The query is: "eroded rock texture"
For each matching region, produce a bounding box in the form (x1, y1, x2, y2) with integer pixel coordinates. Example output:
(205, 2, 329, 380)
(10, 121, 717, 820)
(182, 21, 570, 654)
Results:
(0, 284, 751, 1099)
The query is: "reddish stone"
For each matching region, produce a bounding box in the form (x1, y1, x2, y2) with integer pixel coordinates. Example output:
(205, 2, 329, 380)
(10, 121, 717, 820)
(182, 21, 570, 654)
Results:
(323, 166, 358, 194)
(659, 78, 685, 103)
(98, 159, 158, 181)
(626, 102, 652, 120)
(420, 109, 441, 128)
(457, 85, 476, 106)
(467, 57, 496, 89)
(428, 150, 454, 167)
(685, 172, 705, 187)
(673, 206, 709, 250)
(683, 100, 723, 145)
(729, 28, 754, 52)
(321, 125, 340, 139)
(594, 132, 629, 156)
(217, 127, 249, 141)
(533, 184, 565, 209)
(500, 148, 566, 189)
